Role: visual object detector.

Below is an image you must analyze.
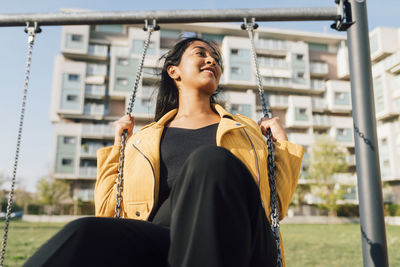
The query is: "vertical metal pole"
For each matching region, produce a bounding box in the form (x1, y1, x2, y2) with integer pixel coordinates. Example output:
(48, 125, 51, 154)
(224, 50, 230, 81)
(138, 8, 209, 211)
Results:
(346, 0, 388, 266)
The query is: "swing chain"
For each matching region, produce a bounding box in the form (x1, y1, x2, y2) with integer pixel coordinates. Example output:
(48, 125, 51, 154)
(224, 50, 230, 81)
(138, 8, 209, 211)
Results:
(0, 22, 40, 267)
(242, 18, 282, 267)
(115, 20, 159, 218)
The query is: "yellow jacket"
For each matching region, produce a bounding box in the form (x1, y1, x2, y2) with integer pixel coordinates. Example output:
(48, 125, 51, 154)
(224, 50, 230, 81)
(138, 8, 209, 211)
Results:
(95, 104, 304, 264)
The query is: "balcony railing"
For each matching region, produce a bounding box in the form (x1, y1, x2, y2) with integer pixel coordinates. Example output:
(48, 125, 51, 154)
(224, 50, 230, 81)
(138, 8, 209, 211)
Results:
(346, 154, 356, 165)
(312, 98, 327, 110)
(310, 79, 325, 90)
(81, 144, 103, 157)
(79, 166, 97, 178)
(269, 95, 288, 107)
(76, 188, 95, 201)
(86, 64, 108, 76)
(313, 115, 330, 127)
(88, 44, 108, 57)
(263, 77, 291, 87)
(81, 124, 114, 137)
(83, 103, 105, 116)
(258, 57, 289, 69)
(85, 84, 106, 96)
(256, 39, 290, 51)
(310, 62, 328, 75)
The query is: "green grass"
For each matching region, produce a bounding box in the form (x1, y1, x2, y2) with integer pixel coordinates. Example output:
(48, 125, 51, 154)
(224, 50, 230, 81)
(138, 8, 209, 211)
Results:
(0, 221, 399, 266)
(0, 221, 65, 267)
(281, 224, 400, 266)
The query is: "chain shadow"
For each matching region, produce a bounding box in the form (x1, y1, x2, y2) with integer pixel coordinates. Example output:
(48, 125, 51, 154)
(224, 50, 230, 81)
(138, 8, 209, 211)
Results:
(360, 226, 386, 266)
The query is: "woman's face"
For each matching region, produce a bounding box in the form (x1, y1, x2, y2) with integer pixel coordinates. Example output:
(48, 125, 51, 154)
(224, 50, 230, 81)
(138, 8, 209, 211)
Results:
(168, 40, 222, 95)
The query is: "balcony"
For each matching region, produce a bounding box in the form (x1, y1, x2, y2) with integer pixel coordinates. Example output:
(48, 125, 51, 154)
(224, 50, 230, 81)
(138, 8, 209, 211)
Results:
(79, 166, 98, 179)
(313, 115, 331, 128)
(384, 50, 400, 74)
(76, 188, 95, 201)
(287, 132, 314, 146)
(346, 154, 356, 166)
(310, 79, 325, 91)
(83, 103, 105, 116)
(88, 44, 108, 58)
(263, 77, 291, 88)
(81, 143, 103, 157)
(258, 57, 289, 69)
(81, 124, 114, 138)
(312, 98, 327, 111)
(268, 95, 288, 108)
(256, 38, 290, 52)
(310, 62, 328, 76)
(86, 64, 108, 77)
(85, 85, 106, 98)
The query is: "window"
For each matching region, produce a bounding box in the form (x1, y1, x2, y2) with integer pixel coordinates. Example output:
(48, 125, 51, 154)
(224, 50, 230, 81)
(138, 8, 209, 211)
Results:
(337, 128, 345, 136)
(334, 91, 350, 105)
(295, 107, 308, 121)
(71, 34, 82, 42)
(296, 54, 304, 60)
(297, 72, 304, 79)
(335, 92, 345, 100)
(231, 67, 240, 74)
(63, 136, 76, 144)
(116, 77, 128, 86)
(117, 58, 129, 66)
(62, 158, 73, 166)
(383, 159, 390, 167)
(66, 95, 78, 102)
(68, 74, 79, 81)
(231, 49, 239, 55)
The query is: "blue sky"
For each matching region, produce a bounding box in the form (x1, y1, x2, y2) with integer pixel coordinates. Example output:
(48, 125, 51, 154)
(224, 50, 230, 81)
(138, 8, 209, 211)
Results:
(0, 0, 398, 192)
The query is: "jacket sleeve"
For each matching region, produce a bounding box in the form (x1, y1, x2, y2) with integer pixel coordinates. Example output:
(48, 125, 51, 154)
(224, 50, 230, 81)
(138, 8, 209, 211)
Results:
(95, 145, 122, 217)
(274, 140, 305, 220)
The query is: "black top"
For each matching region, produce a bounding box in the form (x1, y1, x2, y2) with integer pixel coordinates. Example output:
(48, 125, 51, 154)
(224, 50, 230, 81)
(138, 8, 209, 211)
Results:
(157, 123, 219, 208)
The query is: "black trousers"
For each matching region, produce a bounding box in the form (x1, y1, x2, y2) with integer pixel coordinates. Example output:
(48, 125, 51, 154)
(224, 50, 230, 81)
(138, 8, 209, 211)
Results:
(24, 146, 276, 267)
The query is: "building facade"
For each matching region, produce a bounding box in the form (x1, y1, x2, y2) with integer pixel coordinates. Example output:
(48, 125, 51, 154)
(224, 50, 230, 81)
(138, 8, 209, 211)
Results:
(50, 22, 364, 206)
(362, 27, 400, 203)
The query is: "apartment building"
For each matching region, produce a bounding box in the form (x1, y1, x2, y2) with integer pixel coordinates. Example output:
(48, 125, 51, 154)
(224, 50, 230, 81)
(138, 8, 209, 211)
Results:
(363, 27, 400, 203)
(50, 22, 359, 205)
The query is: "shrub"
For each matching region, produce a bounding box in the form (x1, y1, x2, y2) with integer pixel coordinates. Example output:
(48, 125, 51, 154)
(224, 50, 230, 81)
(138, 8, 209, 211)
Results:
(337, 204, 359, 217)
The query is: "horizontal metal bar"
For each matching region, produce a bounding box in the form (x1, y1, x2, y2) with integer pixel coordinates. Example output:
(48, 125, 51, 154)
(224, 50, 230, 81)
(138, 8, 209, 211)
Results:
(0, 7, 339, 27)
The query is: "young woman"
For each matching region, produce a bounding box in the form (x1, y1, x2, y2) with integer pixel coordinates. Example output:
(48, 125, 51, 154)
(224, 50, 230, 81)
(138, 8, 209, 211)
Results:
(24, 37, 304, 267)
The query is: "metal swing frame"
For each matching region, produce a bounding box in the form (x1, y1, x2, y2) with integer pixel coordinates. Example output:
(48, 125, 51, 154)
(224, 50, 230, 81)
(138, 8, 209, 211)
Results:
(0, 1, 389, 266)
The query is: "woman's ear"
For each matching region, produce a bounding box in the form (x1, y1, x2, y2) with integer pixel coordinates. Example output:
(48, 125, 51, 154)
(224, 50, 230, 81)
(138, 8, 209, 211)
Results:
(167, 65, 180, 80)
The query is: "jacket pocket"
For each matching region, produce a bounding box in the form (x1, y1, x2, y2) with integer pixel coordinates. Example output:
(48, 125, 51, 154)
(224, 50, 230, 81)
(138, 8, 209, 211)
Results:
(126, 201, 149, 220)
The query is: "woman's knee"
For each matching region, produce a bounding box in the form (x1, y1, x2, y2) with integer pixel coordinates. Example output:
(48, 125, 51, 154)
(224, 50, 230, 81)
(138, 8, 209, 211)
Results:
(62, 217, 111, 239)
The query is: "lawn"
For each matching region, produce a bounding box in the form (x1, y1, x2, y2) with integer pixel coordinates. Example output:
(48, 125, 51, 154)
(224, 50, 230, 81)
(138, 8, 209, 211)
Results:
(281, 224, 400, 266)
(0, 221, 399, 266)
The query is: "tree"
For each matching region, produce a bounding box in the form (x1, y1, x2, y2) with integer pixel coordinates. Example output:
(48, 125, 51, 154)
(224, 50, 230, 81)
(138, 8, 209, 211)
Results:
(36, 176, 70, 215)
(308, 135, 349, 217)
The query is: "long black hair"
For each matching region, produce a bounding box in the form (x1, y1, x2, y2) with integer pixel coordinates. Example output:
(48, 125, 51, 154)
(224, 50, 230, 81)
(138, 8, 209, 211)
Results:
(154, 37, 223, 121)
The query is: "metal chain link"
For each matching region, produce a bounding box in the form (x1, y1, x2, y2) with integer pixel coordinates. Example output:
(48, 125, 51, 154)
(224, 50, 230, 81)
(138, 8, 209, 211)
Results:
(115, 20, 159, 218)
(242, 18, 282, 267)
(0, 22, 40, 267)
